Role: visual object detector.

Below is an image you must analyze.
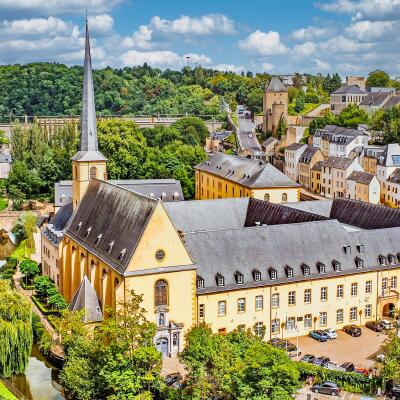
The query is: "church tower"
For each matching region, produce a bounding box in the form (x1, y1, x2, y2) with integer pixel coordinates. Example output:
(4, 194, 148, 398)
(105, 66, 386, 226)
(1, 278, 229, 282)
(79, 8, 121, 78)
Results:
(71, 20, 107, 209)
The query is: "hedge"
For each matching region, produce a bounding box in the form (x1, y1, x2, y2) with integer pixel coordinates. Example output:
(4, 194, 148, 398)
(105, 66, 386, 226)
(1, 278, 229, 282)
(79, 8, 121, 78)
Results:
(20, 281, 35, 290)
(31, 296, 60, 316)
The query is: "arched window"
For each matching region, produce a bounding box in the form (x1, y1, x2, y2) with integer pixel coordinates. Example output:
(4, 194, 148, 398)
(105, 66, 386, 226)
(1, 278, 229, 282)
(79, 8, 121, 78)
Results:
(264, 193, 270, 202)
(282, 193, 288, 202)
(90, 166, 97, 180)
(155, 280, 168, 306)
(158, 312, 165, 326)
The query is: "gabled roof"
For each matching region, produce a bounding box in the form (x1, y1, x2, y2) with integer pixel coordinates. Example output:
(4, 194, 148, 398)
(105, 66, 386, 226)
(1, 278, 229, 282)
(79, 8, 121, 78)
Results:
(286, 143, 306, 152)
(299, 146, 321, 164)
(383, 95, 400, 109)
(265, 76, 287, 92)
(332, 85, 365, 95)
(387, 168, 400, 184)
(65, 179, 158, 274)
(261, 137, 278, 147)
(360, 92, 391, 107)
(69, 276, 103, 323)
(311, 160, 324, 172)
(347, 171, 375, 185)
(320, 156, 356, 170)
(195, 152, 299, 188)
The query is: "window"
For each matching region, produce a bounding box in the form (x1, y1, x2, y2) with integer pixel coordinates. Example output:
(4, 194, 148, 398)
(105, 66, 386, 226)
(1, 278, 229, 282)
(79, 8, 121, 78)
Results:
(158, 312, 166, 326)
(319, 312, 327, 327)
(264, 194, 270, 202)
(302, 264, 310, 276)
(304, 314, 312, 329)
(388, 254, 396, 264)
(197, 276, 204, 289)
(390, 276, 397, 289)
(272, 293, 280, 308)
(94, 233, 102, 244)
(288, 291, 296, 305)
(106, 241, 114, 254)
(216, 274, 225, 287)
(357, 244, 365, 253)
(269, 269, 277, 280)
(173, 333, 179, 347)
(321, 287, 328, 301)
(304, 289, 311, 304)
(254, 322, 264, 337)
(76, 221, 82, 231)
(155, 249, 165, 261)
(350, 307, 358, 321)
(382, 277, 388, 291)
(379, 255, 387, 266)
(317, 262, 326, 274)
(366, 280, 372, 294)
(343, 245, 351, 254)
(199, 304, 205, 318)
(332, 260, 341, 272)
(237, 298, 246, 313)
(282, 193, 287, 202)
(235, 272, 244, 284)
(271, 319, 280, 334)
(336, 309, 344, 323)
(117, 248, 126, 261)
(218, 301, 226, 316)
(154, 280, 168, 306)
(286, 317, 296, 331)
(89, 166, 97, 180)
(255, 295, 263, 311)
(355, 257, 364, 269)
(286, 266, 294, 278)
(351, 283, 358, 296)
(253, 270, 262, 282)
(365, 304, 372, 318)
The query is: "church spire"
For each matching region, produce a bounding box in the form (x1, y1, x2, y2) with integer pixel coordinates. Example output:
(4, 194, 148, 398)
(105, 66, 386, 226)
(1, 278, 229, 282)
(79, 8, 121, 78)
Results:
(72, 18, 106, 161)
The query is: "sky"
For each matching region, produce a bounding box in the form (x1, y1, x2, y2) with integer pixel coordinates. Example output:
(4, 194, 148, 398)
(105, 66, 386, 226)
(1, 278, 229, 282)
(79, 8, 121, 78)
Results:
(0, 0, 399, 76)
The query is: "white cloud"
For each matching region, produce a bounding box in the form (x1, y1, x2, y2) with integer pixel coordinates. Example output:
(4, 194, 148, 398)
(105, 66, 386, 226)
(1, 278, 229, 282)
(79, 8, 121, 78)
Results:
(212, 64, 245, 73)
(238, 30, 288, 56)
(123, 25, 153, 49)
(292, 26, 332, 41)
(321, 35, 374, 53)
(183, 53, 212, 65)
(121, 49, 181, 66)
(293, 41, 316, 57)
(88, 14, 113, 36)
(312, 58, 331, 72)
(0, 0, 122, 15)
(345, 20, 396, 41)
(149, 14, 235, 36)
(261, 62, 274, 71)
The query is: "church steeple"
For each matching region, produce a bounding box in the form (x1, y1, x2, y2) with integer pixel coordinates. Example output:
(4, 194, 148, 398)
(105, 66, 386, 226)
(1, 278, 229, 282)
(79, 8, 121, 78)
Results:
(71, 19, 107, 209)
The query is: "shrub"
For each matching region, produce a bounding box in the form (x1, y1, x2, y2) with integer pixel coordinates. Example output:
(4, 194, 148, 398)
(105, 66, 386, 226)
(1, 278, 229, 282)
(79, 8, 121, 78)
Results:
(48, 293, 68, 310)
(5, 257, 18, 268)
(19, 260, 40, 284)
(33, 276, 54, 297)
(38, 331, 52, 356)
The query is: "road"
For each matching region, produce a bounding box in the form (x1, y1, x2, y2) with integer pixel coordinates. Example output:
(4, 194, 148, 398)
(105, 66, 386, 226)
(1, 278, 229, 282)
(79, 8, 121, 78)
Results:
(236, 106, 262, 157)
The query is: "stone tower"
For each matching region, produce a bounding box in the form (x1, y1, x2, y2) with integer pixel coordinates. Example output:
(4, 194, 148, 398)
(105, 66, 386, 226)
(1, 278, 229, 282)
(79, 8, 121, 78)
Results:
(263, 76, 288, 136)
(71, 20, 107, 209)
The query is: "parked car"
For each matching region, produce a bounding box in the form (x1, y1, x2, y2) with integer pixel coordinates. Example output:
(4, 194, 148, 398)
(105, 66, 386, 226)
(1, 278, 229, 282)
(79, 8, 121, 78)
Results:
(355, 367, 369, 377)
(366, 320, 383, 332)
(325, 361, 341, 371)
(309, 330, 329, 342)
(165, 373, 182, 388)
(376, 353, 385, 362)
(339, 362, 355, 372)
(387, 381, 400, 399)
(380, 319, 392, 330)
(343, 325, 362, 337)
(267, 338, 285, 347)
(313, 356, 330, 367)
(300, 354, 316, 363)
(323, 328, 338, 339)
(312, 381, 341, 396)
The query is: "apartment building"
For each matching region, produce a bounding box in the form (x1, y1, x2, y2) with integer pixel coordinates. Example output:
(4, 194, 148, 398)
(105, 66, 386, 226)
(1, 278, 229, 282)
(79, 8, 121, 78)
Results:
(298, 146, 324, 189)
(310, 161, 324, 194)
(346, 171, 380, 204)
(330, 85, 368, 115)
(383, 169, 400, 208)
(376, 144, 400, 183)
(284, 143, 307, 182)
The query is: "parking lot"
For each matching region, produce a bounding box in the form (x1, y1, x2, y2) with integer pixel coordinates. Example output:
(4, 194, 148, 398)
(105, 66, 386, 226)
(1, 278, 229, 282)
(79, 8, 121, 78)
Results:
(296, 328, 388, 369)
(296, 386, 376, 399)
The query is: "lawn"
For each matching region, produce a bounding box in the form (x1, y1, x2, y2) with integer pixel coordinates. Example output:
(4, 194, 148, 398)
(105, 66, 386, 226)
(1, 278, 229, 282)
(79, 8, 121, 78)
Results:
(10, 239, 34, 261)
(288, 102, 320, 116)
(0, 198, 8, 211)
(0, 382, 17, 400)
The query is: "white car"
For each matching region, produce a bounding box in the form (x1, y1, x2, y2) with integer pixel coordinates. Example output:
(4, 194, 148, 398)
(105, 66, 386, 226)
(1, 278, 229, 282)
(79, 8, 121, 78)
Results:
(323, 328, 338, 339)
(376, 353, 385, 362)
(324, 361, 341, 371)
(380, 319, 392, 330)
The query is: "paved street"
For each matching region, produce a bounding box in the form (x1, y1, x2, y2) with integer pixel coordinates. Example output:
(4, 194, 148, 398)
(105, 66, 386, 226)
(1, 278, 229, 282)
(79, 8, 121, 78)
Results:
(236, 107, 262, 155)
(296, 386, 377, 400)
(296, 328, 388, 368)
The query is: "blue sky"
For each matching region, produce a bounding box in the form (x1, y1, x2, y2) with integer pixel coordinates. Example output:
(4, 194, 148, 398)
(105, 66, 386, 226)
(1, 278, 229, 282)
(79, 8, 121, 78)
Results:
(0, 0, 399, 76)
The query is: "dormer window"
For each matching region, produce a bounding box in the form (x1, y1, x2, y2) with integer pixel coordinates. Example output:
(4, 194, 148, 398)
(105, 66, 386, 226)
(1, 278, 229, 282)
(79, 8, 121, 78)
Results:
(253, 270, 262, 282)
(197, 276, 204, 289)
(85, 227, 92, 237)
(216, 274, 225, 287)
(118, 248, 126, 261)
(285, 266, 294, 278)
(76, 221, 82, 231)
(107, 241, 114, 254)
(388, 254, 396, 265)
(302, 264, 310, 276)
(269, 268, 277, 280)
(357, 244, 365, 254)
(355, 257, 364, 269)
(378, 255, 387, 266)
(235, 272, 244, 285)
(332, 260, 341, 272)
(94, 233, 102, 245)
(343, 245, 351, 254)
(317, 262, 326, 274)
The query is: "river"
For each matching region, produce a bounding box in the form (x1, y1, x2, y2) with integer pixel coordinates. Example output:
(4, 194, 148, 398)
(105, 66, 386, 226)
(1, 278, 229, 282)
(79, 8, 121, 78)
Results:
(6, 344, 64, 400)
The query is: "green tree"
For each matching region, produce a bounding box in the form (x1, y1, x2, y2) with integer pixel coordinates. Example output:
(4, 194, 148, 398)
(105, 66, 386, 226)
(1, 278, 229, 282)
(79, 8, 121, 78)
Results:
(379, 326, 400, 387)
(379, 106, 400, 144)
(276, 116, 288, 139)
(366, 70, 390, 88)
(33, 275, 55, 297)
(171, 117, 209, 144)
(47, 293, 68, 310)
(21, 212, 37, 250)
(19, 260, 40, 284)
(0, 130, 8, 151)
(294, 91, 305, 113)
(336, 104, 369, 128)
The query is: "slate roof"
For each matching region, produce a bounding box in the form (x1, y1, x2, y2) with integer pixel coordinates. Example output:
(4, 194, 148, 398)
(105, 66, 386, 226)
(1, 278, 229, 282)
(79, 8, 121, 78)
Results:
(383, 95, 400, 109)
(42, 202, 74, 245)
(65, 179, 158, 274)
(69, 276, 103, 323)
(54, 179, 184, 207)
(261, 137, 278, 147)
(186, 218, 400, 294)
(314, 125, 367, 144)
(332, 85, 365, 95)
(265, 76, 287, 92)
(285, 199, 333, 217)
(286, 143, 306, 151)
(299, 146, 320, 164)
(0, 153, 11, 163)
(347, 171, 375, 185)
(360, 92, 391, 107)
(311, 160, 324, 172)
(319, 156, 355, 170)
(387, 168, 400, 184)
(377, 143, 400, 166)
(195, 152, 299, 188)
